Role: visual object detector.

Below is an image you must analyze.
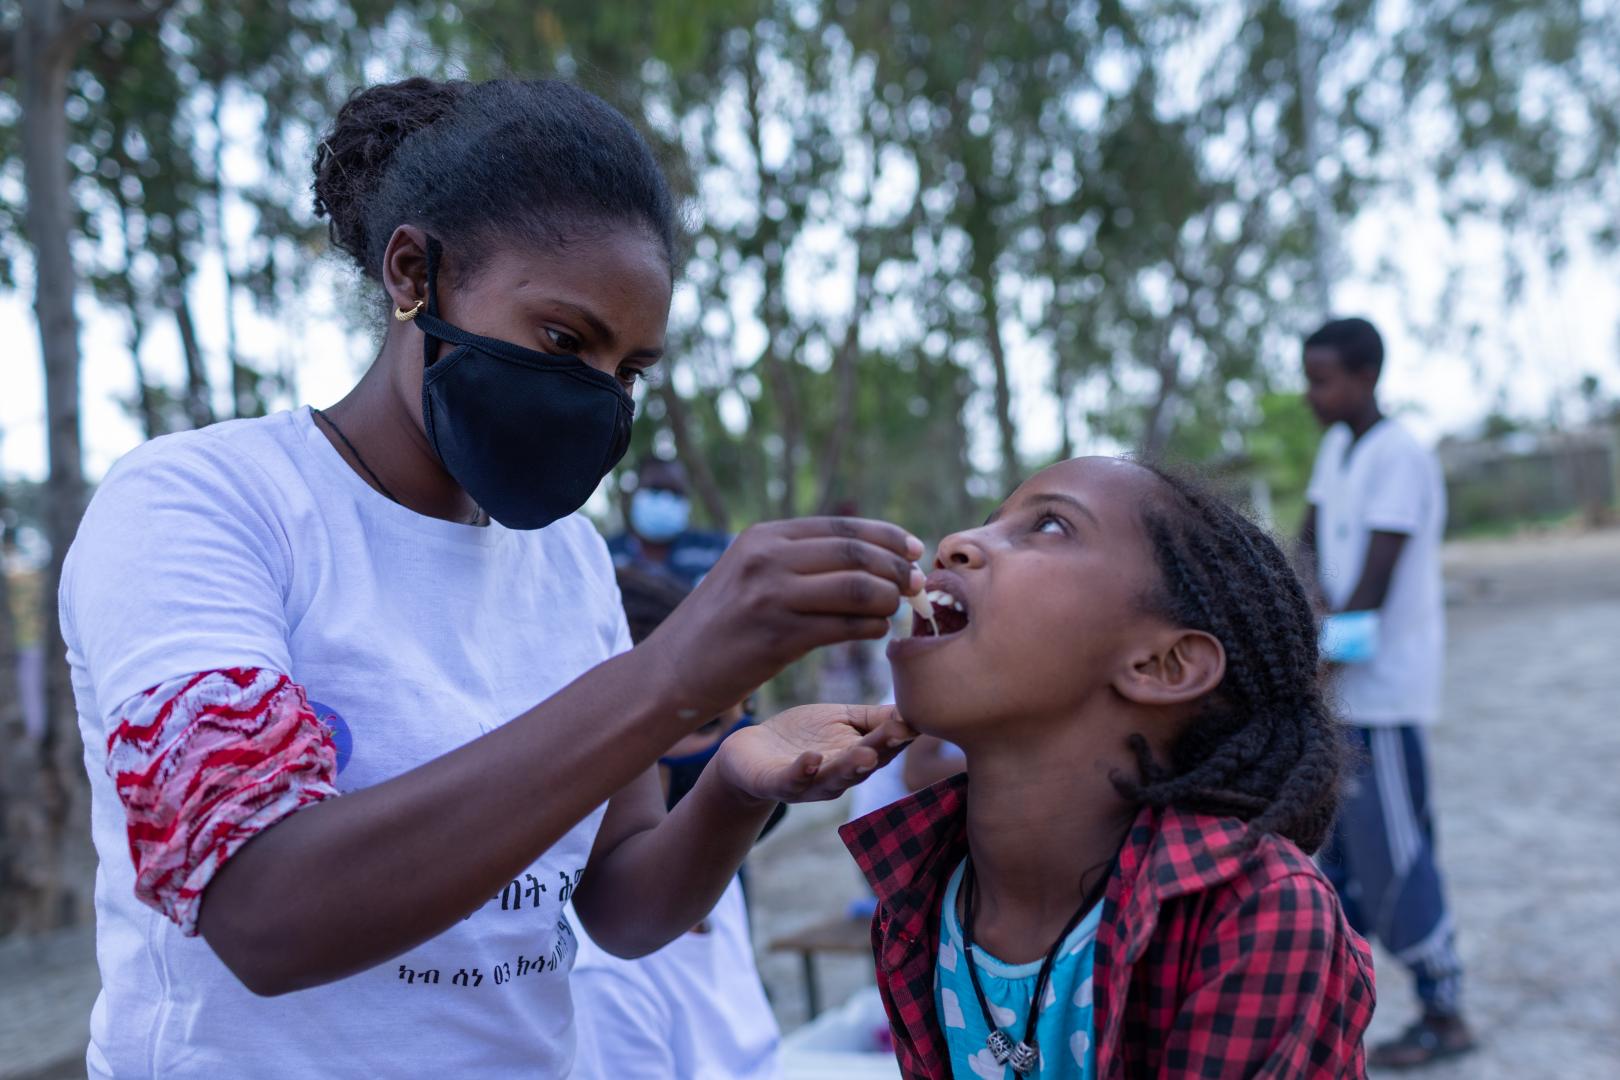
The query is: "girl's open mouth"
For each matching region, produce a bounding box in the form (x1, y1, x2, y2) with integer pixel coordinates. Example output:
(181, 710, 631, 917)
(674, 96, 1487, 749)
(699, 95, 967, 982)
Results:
(889, 582, 969, 663)
(891, 571, 973, 663)
(912, 587, 970, 638)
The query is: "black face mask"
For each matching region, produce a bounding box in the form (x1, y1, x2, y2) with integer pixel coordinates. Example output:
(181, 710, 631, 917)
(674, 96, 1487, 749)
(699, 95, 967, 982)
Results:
(659, 715, 752, 812)
(415, 238, 634, 530)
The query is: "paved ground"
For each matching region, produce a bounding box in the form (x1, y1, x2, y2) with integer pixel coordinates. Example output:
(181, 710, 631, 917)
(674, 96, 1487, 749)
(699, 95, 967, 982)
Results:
(0, 925, 97, 1080)
(752, 528, 1620, 1077)
(4, 529, 1618, 1077)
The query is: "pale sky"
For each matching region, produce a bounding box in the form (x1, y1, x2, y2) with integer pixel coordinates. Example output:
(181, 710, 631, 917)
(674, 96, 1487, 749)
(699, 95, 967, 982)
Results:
(3, 155, 1617, 487)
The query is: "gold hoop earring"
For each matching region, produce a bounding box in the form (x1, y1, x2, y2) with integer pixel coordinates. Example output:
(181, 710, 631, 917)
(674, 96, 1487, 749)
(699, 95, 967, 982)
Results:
(394, 299, 425, 322)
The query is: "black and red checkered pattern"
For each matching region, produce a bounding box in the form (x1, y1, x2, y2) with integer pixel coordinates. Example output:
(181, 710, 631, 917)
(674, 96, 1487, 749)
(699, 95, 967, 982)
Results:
(839, 775, 1376, 1078)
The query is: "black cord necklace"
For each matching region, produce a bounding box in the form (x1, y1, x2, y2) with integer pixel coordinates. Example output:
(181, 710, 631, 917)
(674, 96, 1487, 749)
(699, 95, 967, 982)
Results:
(313, 408, 401, 505)
(959, 855, 1113, 1076)
(313, 408, 487, 526)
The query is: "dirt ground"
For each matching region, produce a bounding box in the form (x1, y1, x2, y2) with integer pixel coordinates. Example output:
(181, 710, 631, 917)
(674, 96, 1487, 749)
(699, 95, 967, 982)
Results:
(750, 527, 1620, 1078)
(4, 529, 1618, 1078)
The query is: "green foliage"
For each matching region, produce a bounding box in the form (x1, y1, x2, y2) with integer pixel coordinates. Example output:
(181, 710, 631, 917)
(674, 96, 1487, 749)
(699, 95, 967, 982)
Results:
(3, 0, 1617, 539)
(1247, 391, 1321, 534)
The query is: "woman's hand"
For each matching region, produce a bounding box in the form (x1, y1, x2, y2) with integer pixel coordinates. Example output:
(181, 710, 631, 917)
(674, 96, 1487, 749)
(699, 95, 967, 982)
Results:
(713, 704, 916, 804)
(640, 518, 924, 720)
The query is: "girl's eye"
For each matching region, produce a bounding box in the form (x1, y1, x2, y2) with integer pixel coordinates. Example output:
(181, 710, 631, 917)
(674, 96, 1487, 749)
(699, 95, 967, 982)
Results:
(544, 327, 582, 353)
(1035, 513, 1067, 536)
(617, 366, 648, 389)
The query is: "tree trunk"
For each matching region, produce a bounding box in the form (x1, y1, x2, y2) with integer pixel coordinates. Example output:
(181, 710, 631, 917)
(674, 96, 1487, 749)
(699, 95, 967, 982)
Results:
(0, 490, 45, 935)
(656, 376, 729, 529)
(129, 319, 162, 440)
(174, 291, 216, 429)
(1294, 0, 1337, 314)
(1140, 345, 1181, 462)
(975, 262, 1020, 494)
(742, 44, 803, 519)
(115, 188, 163, 439)
(814, 256, 875, 515)
(17, 0, 93, 932)
(212, 86, 255, 419)
(1055, 360, 1076, 462)
(964, 185, 1020, 494)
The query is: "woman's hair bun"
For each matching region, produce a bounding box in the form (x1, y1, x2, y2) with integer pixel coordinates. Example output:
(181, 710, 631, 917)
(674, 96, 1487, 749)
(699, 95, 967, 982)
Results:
(312, 77, 468, 271)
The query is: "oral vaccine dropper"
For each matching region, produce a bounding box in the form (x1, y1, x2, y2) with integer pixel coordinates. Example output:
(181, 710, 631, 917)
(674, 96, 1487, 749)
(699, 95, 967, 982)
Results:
(905, 564, 938, 635)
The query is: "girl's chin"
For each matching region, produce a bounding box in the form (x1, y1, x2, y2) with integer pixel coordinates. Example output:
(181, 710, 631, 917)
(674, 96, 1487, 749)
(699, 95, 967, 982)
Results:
(892, 680, 984, 740)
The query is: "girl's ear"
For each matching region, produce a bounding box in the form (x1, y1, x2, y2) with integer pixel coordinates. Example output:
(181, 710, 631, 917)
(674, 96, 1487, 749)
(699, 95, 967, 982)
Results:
(1113, 629, 1225, 707)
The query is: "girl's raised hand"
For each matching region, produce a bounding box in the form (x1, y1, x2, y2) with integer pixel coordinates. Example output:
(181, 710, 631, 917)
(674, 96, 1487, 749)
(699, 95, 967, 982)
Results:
(640, 518, 924, 721)
(713, 704, 917, 804)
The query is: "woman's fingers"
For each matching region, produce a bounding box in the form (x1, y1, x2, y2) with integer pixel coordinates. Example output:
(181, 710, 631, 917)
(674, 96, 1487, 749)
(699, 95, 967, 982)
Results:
(773, 537, 922, 594)
(800, 614, 897, 646)
(782, 571, 905, 619)
(799, 743, 881, 799)
(776, 516, 923, 561)
(842, 703, 909, 738)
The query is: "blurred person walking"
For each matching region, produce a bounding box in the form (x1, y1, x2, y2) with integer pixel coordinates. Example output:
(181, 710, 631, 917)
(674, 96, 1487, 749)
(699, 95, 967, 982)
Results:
(1300, 317, 1475, 1068)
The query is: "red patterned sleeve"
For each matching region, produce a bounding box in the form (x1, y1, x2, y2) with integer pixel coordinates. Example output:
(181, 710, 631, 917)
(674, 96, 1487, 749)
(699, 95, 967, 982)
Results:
(105, 667, 340, 935)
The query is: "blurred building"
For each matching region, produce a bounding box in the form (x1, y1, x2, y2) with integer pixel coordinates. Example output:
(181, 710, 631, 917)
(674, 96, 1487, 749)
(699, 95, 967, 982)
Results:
(1439, 420, 1619, 534)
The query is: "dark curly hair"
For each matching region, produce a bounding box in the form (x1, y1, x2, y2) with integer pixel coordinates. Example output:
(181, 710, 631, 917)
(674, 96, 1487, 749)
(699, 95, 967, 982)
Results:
(1305, 316, 1384, 376)
(312, 76, 677, 283)
(1113, 465, 1346, 853)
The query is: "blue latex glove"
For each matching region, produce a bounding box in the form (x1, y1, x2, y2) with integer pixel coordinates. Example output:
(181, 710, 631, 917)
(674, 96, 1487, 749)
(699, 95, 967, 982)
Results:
(1320, 610, 1381, 664)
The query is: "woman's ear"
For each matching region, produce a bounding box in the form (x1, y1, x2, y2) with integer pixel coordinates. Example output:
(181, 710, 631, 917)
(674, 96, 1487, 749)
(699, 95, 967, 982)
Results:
(380, 225, 432, 313)
(1113, 629, 1225, 707)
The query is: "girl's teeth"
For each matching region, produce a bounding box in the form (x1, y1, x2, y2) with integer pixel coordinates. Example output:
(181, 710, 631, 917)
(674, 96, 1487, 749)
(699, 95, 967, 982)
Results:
(926, 590, 965, 612)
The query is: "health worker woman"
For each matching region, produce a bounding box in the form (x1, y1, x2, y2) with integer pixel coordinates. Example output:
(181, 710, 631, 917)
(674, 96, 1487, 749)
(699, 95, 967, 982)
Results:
(60, 77, 920, 1079)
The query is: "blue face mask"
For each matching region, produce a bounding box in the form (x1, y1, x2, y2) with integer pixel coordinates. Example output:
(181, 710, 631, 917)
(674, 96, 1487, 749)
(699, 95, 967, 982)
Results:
(631, 488, 691, 542)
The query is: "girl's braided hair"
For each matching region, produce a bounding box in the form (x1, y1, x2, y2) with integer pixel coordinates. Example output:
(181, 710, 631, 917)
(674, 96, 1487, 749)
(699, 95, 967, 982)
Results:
(1114, 464, 1345, 853)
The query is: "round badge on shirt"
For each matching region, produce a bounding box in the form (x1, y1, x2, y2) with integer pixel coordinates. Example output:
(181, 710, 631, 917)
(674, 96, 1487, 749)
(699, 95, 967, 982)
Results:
(308, 700, 353, 774)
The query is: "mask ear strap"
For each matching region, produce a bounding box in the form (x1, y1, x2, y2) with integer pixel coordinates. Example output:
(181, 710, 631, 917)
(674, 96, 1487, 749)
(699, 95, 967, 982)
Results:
(423, 235, 443, 369)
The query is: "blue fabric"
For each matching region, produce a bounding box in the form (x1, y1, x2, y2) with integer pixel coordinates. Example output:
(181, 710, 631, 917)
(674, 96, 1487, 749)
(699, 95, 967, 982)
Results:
(607, 529, 731, 587)
(1320, 610, 1382, 663)
(1319, 724, 1465, 1013)
(628, 489, 691, 541)
(935, 861, 1101, 1080)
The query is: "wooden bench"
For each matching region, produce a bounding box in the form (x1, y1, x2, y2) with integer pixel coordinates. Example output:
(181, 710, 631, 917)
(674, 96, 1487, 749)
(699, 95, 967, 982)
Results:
(768, 913, 875, 1019)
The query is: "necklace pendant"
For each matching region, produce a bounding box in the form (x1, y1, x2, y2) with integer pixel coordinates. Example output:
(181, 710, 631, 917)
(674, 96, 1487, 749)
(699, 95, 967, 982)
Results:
(1008, 1041, 1039, 1074)
(985, 1029, 1014, 1064)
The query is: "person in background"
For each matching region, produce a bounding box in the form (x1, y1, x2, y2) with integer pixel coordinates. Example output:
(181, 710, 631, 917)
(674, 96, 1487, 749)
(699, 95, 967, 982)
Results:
(609, 457, 730, 586)
(1301, 316, 1475, 1068)
(570, 568, 780, 1080)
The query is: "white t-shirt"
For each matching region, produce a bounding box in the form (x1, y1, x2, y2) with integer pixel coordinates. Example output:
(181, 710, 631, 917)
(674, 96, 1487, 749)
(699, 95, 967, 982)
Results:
(60, 408, 632, 1079)
(568, 877, 781, 1080)
(1306, 419, 1447, 725)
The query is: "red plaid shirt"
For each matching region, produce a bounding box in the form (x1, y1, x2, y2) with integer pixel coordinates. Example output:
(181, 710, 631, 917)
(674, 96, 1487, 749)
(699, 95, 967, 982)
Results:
(840, 776, 1375, 1078)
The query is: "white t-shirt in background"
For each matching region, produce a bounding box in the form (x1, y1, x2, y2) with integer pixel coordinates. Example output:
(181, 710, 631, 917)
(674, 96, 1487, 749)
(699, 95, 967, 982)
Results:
(568, 877, 781, 1080)
(1306, 418, 1447, 725)
(61, 408, 632, 1078)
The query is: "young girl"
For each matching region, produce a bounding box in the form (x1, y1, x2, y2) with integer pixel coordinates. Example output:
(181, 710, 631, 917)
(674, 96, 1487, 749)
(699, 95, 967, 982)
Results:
(842, 457, 1375, 1079)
